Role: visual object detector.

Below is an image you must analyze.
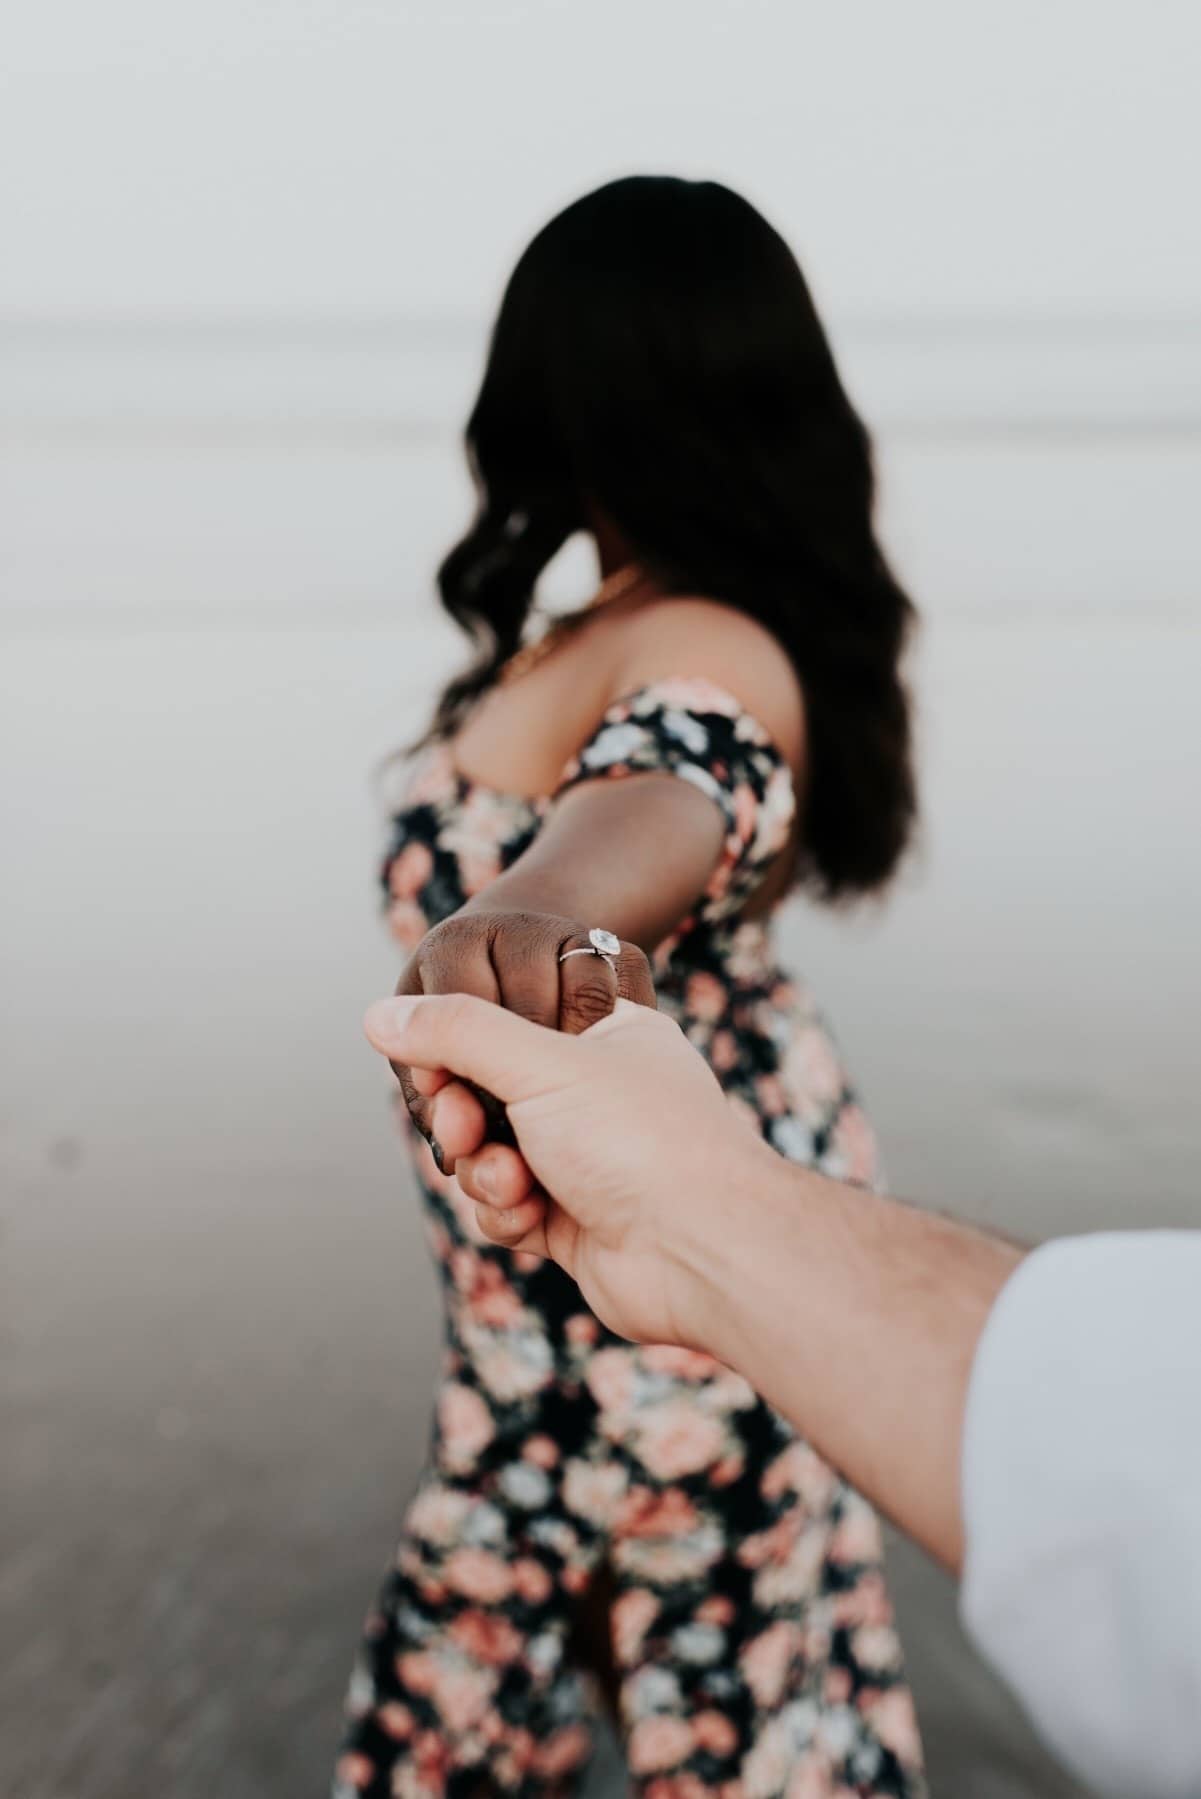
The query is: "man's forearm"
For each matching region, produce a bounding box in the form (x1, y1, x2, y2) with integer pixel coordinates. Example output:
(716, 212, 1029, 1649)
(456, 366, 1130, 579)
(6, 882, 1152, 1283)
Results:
(679, 1144, 1024, 1570)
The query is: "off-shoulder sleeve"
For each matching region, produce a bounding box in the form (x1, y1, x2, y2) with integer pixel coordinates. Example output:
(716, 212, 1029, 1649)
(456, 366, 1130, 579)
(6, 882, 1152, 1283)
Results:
(554, 677, 797, 923)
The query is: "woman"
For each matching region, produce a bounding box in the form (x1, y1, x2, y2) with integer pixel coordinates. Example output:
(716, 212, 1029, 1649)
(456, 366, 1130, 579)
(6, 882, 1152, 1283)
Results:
(335, 177, 923, 1799)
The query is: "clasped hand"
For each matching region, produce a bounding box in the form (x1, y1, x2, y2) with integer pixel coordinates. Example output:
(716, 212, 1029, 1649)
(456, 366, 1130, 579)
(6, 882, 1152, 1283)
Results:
(389, 906, 656, 1163)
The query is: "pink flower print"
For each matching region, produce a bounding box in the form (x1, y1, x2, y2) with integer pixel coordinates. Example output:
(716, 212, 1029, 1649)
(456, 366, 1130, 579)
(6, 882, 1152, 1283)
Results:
(751, 1526, 827, 1609)
(615, 1526, 724, 1586)
(409, 1728, 452, 1797)
(692, 1710, 739, 1757)
(862, 1687, 922, 1767)
(457, 846, 502, 897)
(495, 1727, 536, 1783)
(396, 1651, 438, 1696)
(448, 1610, 524, 1668)
(732, 782, 757, 850)
(697, 1595, 735, 1627)
(565, 1312, 600, 1347)
(830, 1570, 893, 1629)
(646, 1778, 712, 1799)
(850, 1623, 902, 1674)
(754, 1074, 788, 1117)
(377, 1703, 415, 1739)
(423, 1218, 452, 1263)
(761, 1442, 837, 1511)
(708, 1028, 739, 1073)
(511, 1558, 553, 1605)
(443, 1547, 514, 1605)
(442, 792, 511, 892)
(738, 1512, 803, 1570)
(335, 1752, 375, 1789)
(628, 1715, 696, 1776)
(579, 718, 646, 769)
(396, 1545, 422, 1584)
(475, 1333, 552, 1403)
(562, 1457, 629, 1527)
(449, 1248, 479, 1293)
(633, 1400, 725, 1480)
(740, 1621, 799, 1708)
(466, 1261, 524, 1327)
(560, 1562, 590, 1594)
(437, 1383, 494, 1471)
(710, 1455, 744, 1487)
(427, 1660, 497, 1732)
(522, 1434, 560, 1469)
(742, 1712, 796, 1799)
(533, 1723, 593, 1779)
(685, 970, 728, 1022)
(406, 1483, 472, 1548)
(470, 1283, 522, 1328)
(756, 763, 797, 853)
(827, 1497, 884, 1567)
(387, 898, 428, 950)
(388, 840, 434, 899)
(612, 1586, 660, 1663)
(698, 1368, 757, 1413)
(616, 1487, 700, 1538)
(782, 1027, 845, 1122)
(786, 1757, 834, 1799)
(641, 1344, 721, 1380)
(456, 785, 515, 844)
(823, 1667, 852, 1706)
(586, 1346, 638, 1416)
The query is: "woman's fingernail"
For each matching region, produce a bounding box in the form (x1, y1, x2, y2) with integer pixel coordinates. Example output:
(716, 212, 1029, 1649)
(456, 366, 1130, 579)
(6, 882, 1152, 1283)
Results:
(430, 1138, 447, 1175)
(475, 1162, 497, 1199)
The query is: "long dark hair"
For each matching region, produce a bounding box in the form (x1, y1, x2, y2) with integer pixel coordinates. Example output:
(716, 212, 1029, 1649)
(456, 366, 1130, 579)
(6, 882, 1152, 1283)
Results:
(430, 175, 917, 899)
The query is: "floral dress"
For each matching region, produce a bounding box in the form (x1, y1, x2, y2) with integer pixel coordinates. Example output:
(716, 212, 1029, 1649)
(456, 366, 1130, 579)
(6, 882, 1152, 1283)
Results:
(334, 679, 925, 1799)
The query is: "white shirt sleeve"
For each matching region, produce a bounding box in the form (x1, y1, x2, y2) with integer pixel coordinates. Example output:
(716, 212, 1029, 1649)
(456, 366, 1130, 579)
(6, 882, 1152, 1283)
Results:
(960, 1231, 1201, 1799)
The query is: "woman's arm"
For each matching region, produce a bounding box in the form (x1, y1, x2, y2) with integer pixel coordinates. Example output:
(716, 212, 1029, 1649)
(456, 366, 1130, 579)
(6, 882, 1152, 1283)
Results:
(466, 773, 727, 950)
(394, 603, 804, 1136)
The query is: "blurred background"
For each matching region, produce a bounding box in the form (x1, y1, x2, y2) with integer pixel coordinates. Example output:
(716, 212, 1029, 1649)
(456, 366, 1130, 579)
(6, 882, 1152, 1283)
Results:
(3, 4, 1200, 1796)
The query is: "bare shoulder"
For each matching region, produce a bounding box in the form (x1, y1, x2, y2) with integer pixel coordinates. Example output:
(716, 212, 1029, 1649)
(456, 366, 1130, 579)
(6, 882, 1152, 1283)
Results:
(610, 595, 806, 770)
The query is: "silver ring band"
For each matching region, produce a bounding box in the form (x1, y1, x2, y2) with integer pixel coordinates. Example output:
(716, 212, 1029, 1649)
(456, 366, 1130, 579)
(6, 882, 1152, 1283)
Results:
(558, 926, 621, 973)
(559, 946, 617, 973)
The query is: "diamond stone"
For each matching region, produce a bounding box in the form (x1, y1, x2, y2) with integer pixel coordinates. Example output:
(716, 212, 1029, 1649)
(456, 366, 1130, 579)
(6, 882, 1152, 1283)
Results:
(589, 927, 621, 956)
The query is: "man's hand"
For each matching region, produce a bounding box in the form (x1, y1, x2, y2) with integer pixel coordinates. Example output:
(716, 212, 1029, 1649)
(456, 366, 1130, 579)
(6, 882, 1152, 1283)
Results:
(365, 988, 1023, 1575)
(365, 994, 770, 1349)
(390, 911, 656, 1159)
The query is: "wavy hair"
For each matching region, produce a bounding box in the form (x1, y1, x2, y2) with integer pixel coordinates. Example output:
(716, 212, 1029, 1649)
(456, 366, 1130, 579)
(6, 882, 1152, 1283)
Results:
(428, 175, 917, 898)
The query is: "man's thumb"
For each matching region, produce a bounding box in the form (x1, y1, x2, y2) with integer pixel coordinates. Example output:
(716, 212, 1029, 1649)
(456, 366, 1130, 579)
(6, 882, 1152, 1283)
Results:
(364, 992, 567, 1104)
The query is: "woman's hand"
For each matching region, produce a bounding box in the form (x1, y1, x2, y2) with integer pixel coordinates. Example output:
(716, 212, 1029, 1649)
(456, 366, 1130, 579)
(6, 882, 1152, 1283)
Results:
(390, 908, 657, 1161)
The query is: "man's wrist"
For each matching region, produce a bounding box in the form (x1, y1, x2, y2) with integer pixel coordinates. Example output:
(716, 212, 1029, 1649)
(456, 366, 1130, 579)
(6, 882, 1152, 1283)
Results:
(667, 1129, 810, 1363)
